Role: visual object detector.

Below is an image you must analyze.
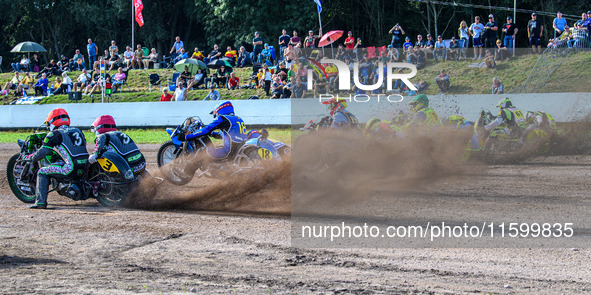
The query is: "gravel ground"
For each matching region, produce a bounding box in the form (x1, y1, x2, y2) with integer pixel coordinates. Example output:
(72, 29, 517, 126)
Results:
(1, 143, 590, 294)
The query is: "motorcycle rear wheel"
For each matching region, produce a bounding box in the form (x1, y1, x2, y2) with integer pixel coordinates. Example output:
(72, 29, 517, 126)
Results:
(94, 170, 129, 207)
(6, 154, 37, 203)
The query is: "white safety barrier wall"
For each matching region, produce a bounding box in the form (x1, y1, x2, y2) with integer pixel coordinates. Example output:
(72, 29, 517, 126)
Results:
(0, 92, 589, 128)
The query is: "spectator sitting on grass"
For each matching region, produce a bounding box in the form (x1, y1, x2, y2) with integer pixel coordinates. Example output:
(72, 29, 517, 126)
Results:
(260, 43, 274, 65)
(387, 45, 400, 62)
(448, 37, 460, 60)
(20, 72, 35, 94)
(2, 72, 22, 96)
(228, 72, 239, 90)
(484, 50, 496, 68)
(32, 73, 50, 96)
(82, 72, 103, 96)
(225, 46, 237, 62)
(179, 66, 193, 86)
(403, 37, 413, 52)
(49, 76, 62, 95)
(237, 46, 250, 67)
(173, 48, 188, 64)
(492, 77, 504, 94)
(60, 72, 73, 93)
(204, 44, 221, 64)
(132, 44, 145, 69)
(494, 39, 508, 61)
(290, 77, 307, 98)
(435, 69, 450, 93)
(271, 77, 284, 98)
(160, 88, 172, 101)
(69, 50, 85, 71)
(108, 54, 120, 71)
(73, 69, 90, 91)
(433, 35, 446, 61)
(58, 55, 70, 72)
(192, 47, 204, 61)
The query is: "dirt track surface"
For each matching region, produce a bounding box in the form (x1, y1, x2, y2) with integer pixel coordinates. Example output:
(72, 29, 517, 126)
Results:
(1, 143, 590, 294)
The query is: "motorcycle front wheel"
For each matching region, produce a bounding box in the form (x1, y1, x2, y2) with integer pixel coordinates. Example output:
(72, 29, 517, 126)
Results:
(157, 141, 195, 186)
(6, 154, 37, 203)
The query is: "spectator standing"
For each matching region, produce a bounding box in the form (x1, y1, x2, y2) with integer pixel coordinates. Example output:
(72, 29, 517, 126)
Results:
(492, 77, 504, 94)
(174, 80, 187, 101)
(344, 31, 355, 50)
(469, 16, 485, 59)
(484, 14, 499, 48)
(290, 30, 301, 48)
(87, 38, 99, 68)
(435, 69, 450, 93)
(228, 72, 239, 90)
(448, 37, 460, 60)
(160, 88, 172, 101)
(203, 85, 220, 100)
(304, 30, 319, 48)
(262, 63, 272, 96)
(434, 35, 446, 61)
(278, 29, 290, 60)
(389, 23, 406, 48)
(458, 20, 470, 59)
(527, 13, 544, 53)
(169, 36, 184, 61)
(109, 40, 119, 57)
(502, 16, 518, 55)
(253, 31, 264, 63)
(553, 11, 568, 39)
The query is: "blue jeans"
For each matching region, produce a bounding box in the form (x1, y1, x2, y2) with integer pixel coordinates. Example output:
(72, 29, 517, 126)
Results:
(88, 55, 96, 69)
(504, 36, 514, 55)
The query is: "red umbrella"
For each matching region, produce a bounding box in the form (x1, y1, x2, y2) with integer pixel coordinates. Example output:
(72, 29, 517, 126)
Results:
(318, 30, 344, 47)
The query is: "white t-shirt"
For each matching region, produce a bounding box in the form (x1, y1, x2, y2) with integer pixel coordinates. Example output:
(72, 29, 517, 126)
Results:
(77, 73, 89, 83)
(469, 23, 485, 38)
(174, 87, 186, 101)
(62, 76, 72, 85)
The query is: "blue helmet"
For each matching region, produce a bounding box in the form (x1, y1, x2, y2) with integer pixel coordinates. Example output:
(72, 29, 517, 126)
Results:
(210, 101, 235, 118)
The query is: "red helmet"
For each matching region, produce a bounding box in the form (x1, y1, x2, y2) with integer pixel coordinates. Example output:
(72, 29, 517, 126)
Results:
(91, 115, 117, 135)
(45, 108, 70, 131)
(322, 98, 347, 116)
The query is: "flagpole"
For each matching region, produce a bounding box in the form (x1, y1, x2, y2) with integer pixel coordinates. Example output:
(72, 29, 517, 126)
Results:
(132, 0, 135, 52)
(316, 2, 324, 57)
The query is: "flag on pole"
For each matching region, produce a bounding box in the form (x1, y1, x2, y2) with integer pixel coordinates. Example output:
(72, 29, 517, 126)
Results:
(314, 0, 322, 13)
(134, 0, 144, 27)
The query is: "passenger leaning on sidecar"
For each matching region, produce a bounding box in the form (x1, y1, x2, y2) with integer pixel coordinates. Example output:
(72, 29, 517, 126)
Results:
(322, 98, 360, 129)
(24, 108, 89, 209)
(178, 101, 248, 159)
(484, 98, 527, 138)
(88, 115, 146, 176)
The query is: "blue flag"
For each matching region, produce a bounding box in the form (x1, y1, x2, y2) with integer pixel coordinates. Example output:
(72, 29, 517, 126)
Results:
(314, 0, 322, 13)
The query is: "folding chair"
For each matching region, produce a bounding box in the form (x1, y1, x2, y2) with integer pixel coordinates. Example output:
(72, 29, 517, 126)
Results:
(161, 55, 173, 69)
(167, 72, 180, 91)
(148, 73, 161, 92)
